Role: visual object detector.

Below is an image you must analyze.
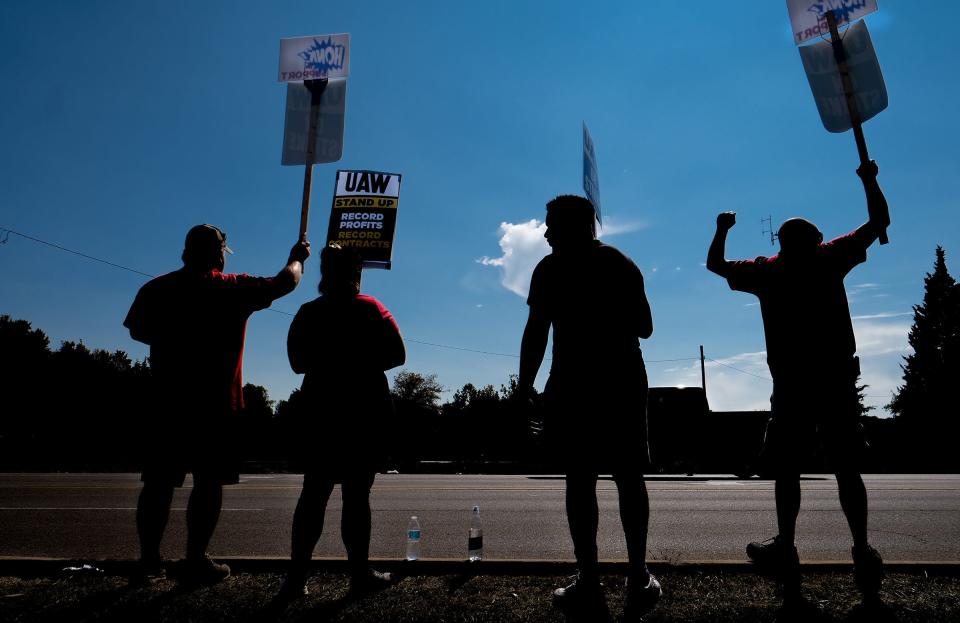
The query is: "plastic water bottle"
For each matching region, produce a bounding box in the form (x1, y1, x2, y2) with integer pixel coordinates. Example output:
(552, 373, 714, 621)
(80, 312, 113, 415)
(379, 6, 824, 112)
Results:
(468, 505, 483, 561)
(406, 515, 421, 561)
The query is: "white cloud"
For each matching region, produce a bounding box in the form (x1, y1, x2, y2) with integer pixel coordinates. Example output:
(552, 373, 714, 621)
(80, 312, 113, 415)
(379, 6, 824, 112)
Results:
(852, 316, 910, 357)
(598, 216, 647, 238)
(851, 312, 911, 320)
(649, 351, 772, 412)
(648, 316, 911, 414)
(852, 315, 911, 413)
(477, 220, 549, 298)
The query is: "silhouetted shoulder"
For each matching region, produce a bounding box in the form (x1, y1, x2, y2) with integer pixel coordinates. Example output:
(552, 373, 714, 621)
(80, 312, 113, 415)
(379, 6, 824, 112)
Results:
(820, 231, 867, 275)
(356, 294, 390, 317)
(726, 255, 776, 294)
(206, 271, 277, 311)
(527, 255, 556, 308)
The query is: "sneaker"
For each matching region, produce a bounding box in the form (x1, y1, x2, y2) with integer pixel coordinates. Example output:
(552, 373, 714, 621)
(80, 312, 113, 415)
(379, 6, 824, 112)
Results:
(349, 569, 394, 595)
(623, 572, 662, 621)
(852, 544, 884, 597)
(277, 576, 309, 600)
(747, 535, 801, 594)
(747, 536, 800, 570)
(553, 574, 606, 614)
(172, 555, 231, 586)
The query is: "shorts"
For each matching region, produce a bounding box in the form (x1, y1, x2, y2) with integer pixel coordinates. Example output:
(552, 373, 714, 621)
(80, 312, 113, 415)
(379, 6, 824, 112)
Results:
(140, 411, 240, 487)
(543, 367, 651, 474)
(761, 359, 867, 473)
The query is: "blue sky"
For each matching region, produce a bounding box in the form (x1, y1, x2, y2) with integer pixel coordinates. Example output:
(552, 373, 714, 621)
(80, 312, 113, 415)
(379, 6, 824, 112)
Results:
(2, 1, 958, 414)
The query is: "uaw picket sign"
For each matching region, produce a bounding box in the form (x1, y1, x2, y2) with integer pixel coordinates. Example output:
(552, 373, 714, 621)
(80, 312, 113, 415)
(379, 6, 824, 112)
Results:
(799, 20, 886, 133)
(327, 170, 402, 269)
(279, 34, 350, 82)
(582, 123, 601, 225)
(787, 0, 877, 45)
(281, 79, 347, 165)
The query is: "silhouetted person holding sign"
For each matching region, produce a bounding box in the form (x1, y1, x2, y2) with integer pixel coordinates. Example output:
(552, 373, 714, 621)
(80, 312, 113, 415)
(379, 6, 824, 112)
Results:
(279, 243, 405, 599)
(518, 195, 660, 620)
(706, 162, 890, 603)
(124, 224, 309, 585)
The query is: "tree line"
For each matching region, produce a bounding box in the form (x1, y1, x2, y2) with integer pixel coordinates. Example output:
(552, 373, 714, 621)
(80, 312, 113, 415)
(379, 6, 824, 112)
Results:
(1, 246, 958, 472)
(0, 316, 538, 472)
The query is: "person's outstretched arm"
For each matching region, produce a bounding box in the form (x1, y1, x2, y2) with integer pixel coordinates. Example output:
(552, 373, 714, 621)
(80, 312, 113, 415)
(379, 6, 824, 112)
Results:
(518, 306, 550, 398)
(269, 239, 311, 299)
(851, 160, 890, 248)
(706, 212, 737, 278)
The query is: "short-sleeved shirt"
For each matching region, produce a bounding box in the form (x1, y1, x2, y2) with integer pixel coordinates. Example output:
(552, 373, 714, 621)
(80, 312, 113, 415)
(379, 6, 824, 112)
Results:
(527, 241, 648, 379)
(287, 293, 403, 473)
(725, 232, 866, 379)
(124, 268, 277, 413)
(527, 241, 651, 469)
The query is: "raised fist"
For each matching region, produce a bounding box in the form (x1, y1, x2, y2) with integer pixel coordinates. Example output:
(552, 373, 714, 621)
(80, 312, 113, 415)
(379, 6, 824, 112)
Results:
(716, 212, 737, 231)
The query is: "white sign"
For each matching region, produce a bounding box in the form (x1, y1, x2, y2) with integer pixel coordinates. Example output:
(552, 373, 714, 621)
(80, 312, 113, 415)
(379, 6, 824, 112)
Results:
(787, 0, 878, 46)
(335, 170, 401, 196)
(799, 20, 887, 133)
(279, 34, 350, 82)
(281, 79, 346, 165)
(582, 122, 601, 225)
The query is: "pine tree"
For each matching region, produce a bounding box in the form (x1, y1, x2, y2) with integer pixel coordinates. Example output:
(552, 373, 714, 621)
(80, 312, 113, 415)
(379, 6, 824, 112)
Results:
(888, 247, 960, 467)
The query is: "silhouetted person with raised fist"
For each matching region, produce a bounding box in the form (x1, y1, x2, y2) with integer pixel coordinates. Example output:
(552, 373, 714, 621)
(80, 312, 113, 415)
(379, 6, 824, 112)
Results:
(518, 195, 660, 621)
(706, 161, 890, 604)
(124, 224, 309, 585)
(279, 243, 405, 599)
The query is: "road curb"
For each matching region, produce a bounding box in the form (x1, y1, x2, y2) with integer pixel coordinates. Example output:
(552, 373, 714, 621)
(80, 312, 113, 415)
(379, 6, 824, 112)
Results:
(3, 557, 960, 577)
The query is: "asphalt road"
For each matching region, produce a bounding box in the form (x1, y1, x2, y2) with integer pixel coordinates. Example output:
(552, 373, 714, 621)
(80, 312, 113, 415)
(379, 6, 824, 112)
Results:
(0, 473, 957, 563)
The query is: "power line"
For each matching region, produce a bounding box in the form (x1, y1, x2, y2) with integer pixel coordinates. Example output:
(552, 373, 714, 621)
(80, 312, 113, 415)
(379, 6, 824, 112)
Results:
(705, 357, 772, 381)
(405, 339, 520, 358)
(403, 339, 700, 363)
(0, 226, 739, 372)
(1, 227, 299, 319)
(1, 228, 155, 279)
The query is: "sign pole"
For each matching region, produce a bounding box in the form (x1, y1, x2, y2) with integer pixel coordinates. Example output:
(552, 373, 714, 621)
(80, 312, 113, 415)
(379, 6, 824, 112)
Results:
(299, 78, 328, 240)
(826, 11, 888, 244)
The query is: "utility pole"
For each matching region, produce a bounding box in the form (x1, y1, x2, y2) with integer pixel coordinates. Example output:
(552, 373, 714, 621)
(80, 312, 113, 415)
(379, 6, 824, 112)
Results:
(700, 345, 707, 394)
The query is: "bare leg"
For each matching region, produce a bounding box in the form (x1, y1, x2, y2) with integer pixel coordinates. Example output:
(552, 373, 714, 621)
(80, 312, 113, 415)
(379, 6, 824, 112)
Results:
(566, 471, 599, 580)
(836, 471, 869, 548)
(185, 475, 223, 560)
(341, 473, 375, 578)
(614, 470, 650, 580)
(137, 482, 174, 563)
(775, 474, 801, 544)
(290, 474, 335, 567)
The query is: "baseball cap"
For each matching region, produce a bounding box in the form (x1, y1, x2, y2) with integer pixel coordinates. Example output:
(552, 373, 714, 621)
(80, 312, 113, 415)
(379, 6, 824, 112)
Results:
(184, 224, 233, 255)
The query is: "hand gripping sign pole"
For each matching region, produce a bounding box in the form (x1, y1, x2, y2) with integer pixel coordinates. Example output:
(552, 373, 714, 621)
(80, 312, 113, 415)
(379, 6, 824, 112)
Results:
(299, 79, 328, 240)
(825, 10, 889, 244)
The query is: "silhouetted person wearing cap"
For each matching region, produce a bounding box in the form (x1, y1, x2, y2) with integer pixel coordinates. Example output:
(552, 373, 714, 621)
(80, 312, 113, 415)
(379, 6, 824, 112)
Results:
(706, 162, 890, 604)
(518, 195, 660, 620)
(278, 243, 405, 599)
(124, 224, 310, 585)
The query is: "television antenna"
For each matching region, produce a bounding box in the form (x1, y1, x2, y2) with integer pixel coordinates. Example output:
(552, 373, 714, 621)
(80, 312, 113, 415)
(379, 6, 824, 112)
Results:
(760, 216, 777, 247)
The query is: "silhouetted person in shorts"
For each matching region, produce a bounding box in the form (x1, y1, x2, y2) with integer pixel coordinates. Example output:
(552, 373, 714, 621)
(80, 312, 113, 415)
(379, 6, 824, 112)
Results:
(279, 243, 405, 599)
(124, 224, 310, 585)
(518, 195, 660, 620)
(706, 162, 890, 603)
